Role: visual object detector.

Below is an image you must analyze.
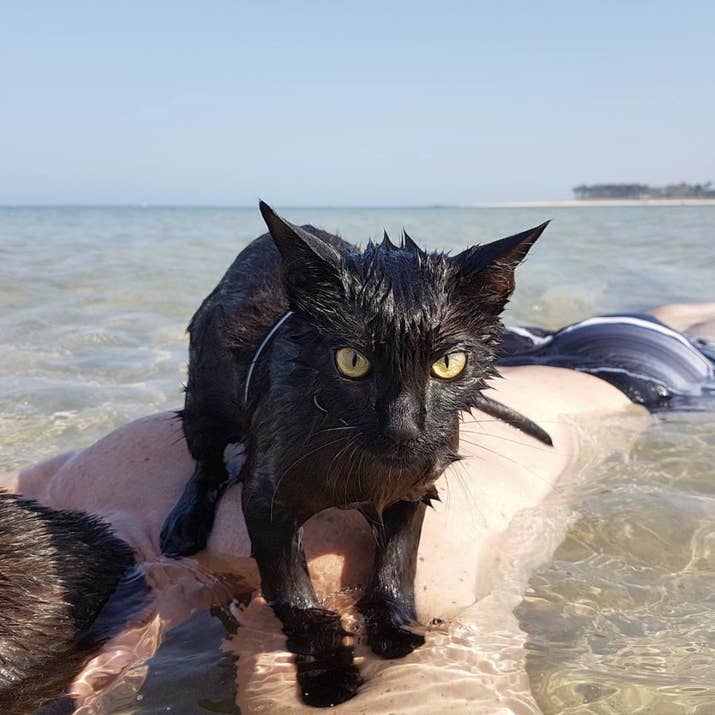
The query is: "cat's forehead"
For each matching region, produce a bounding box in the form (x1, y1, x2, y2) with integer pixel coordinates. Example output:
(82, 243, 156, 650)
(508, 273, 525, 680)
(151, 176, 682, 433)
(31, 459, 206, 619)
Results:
(339, 244, 463, 344)
(351, 243, 452, 301)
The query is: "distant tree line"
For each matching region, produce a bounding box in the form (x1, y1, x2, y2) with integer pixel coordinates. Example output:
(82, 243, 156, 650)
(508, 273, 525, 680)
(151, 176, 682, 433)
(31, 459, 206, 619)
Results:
(573, 182, 715, 199)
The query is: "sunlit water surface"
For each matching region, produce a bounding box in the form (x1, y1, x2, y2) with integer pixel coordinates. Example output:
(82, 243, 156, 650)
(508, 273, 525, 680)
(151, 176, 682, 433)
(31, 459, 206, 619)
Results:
(1, 206, 713, 713)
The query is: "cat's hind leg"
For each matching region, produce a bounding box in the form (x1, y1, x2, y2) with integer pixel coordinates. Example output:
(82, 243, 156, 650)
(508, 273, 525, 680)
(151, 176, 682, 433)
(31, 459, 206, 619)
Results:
(162, 302, 245, 557)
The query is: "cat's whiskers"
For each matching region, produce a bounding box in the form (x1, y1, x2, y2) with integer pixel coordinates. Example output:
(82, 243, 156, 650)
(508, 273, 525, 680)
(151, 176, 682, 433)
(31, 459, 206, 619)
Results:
(457, 435, 568, 502)
(355, 449, 368, 501)
(342, 441, 362, 507)
(345, 441, 365, 504)
(327, 436, 360, 507)
(328, 436, 360, 510)
(305, 423, 360, 505)
(469, 417, 563, 429)
(327, 436, 356, 484)
(448, 458, 489, 528)
(460, 427, 555, 453)
(314, 425, 358, 435)
(270, 434, 354, 521)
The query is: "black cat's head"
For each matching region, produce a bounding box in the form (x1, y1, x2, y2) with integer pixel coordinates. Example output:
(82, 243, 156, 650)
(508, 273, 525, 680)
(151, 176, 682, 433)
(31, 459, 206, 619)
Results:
(259, 201, 547, 490)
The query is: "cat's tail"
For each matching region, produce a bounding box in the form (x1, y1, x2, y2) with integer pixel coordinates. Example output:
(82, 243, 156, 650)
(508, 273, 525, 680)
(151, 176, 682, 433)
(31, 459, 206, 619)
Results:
(0, 490, 135, 714)
(469, 394, 553, 446)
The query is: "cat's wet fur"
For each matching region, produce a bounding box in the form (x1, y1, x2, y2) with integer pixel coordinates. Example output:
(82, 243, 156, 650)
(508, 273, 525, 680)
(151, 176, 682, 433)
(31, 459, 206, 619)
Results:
(161, 202, 549, 706)
(0, 490, 137, 714)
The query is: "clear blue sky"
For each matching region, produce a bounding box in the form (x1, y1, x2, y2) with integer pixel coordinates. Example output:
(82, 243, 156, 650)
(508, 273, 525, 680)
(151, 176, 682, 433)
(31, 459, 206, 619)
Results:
(2, 1, 713, 205)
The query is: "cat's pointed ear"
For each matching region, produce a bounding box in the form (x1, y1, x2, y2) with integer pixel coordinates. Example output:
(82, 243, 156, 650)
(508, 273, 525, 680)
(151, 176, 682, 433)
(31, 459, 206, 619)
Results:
(259, 201, 341, 270)
(259, 201, 342, 313)
(452, 221, 549, 311)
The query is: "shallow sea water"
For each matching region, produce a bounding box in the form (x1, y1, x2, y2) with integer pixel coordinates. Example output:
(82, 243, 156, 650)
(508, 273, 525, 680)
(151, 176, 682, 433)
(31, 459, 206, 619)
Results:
(1, 205, 714, 713)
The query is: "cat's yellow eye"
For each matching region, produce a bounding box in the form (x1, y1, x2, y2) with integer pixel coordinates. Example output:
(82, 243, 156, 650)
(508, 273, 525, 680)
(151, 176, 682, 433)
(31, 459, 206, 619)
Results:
(335, 347, 372, 379)
(431, 351, 467, 379)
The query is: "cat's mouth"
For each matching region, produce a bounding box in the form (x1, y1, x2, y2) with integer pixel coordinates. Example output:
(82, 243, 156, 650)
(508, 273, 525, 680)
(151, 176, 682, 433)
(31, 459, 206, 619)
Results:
(371, 440, 436, 471)
(377, 451, 415, 468)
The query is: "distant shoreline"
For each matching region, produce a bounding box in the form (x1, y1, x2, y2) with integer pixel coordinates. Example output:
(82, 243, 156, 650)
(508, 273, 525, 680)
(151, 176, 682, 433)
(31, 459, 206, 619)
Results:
(469, 199, 715, 208)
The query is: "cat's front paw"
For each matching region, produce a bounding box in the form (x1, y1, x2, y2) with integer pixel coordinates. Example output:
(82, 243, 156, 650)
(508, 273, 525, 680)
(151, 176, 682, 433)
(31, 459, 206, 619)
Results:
(160, 506, 211, 557)
(274, 605, 363, 706)
(358, 598, 426, 659)
(160, 477, 219, 557)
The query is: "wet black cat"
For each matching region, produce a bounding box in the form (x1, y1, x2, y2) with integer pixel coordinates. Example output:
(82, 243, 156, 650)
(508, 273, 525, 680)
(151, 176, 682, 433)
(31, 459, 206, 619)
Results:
(161, 202, 549, 706)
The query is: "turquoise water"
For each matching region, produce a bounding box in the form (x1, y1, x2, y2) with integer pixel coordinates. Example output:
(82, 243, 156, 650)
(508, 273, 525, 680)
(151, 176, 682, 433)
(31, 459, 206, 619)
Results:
(1, 205, 714, 712)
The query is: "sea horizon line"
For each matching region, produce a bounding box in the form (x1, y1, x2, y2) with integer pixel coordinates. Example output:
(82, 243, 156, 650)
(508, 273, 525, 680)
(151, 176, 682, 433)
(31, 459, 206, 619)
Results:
(1, 199, 715, 210)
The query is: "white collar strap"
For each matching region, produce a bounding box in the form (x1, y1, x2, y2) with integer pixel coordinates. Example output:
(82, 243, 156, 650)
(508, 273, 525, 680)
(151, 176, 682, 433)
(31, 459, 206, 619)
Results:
(243, 310, 294, 405)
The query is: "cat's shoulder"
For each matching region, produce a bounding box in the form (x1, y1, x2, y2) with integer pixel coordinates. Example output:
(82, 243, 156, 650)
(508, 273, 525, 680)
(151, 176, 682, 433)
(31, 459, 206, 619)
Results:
(187, 224, 355, 347)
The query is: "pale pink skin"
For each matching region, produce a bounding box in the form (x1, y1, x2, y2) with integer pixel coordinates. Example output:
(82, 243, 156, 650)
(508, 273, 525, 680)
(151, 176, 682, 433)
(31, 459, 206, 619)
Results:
(2, 306, 713, 713)
(649, 302, 715, 333)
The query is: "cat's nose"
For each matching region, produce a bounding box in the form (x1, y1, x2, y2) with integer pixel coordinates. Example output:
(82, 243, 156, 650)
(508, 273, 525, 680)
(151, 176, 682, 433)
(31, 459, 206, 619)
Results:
(383, 391, 422, 445)
(385, 421, 421, 446)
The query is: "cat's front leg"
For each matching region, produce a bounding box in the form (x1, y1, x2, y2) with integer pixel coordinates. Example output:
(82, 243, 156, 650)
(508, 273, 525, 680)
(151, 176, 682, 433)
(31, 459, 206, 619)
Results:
(242, 483, 362, 708)
(357, 499, 427, 658)
(160, 457, 228, 557)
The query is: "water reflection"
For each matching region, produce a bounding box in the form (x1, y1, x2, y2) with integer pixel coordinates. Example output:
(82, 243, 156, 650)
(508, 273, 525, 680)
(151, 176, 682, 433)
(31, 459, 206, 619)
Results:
(73, 563, 254, 715)
(519, 408, 715, 714)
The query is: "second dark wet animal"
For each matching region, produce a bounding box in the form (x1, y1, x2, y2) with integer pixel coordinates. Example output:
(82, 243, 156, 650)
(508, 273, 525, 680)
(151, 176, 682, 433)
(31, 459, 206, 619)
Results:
(160, 203, 550, 706)
(0, 490, 136, 715)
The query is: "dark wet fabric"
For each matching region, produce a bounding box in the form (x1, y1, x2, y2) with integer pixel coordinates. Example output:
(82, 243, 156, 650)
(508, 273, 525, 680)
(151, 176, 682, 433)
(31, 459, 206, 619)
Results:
(499, 314, 715, 409)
